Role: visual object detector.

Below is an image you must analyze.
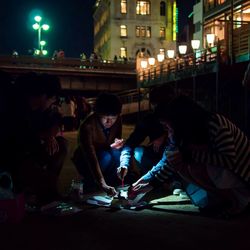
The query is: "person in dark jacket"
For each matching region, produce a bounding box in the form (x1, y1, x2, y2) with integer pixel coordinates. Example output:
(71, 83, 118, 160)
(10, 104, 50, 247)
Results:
(12, 73, 68, 206)
(72, 92, 124, 196)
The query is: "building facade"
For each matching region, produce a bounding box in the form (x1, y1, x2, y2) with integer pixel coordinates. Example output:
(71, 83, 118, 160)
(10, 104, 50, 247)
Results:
(93, 0, 177, 61)
(193, 0, 250, 62)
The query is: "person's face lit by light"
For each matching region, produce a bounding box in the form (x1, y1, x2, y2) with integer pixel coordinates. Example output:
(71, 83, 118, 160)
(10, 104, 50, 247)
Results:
(99, 115, 118, 129)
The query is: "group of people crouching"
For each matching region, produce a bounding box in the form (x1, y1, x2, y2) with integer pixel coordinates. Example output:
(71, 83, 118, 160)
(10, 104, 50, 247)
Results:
(1, 70, 250, 217)
(73, 87, 250, 217)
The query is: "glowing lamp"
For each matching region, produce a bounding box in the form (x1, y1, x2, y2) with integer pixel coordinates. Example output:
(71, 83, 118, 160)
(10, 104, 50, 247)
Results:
(167, 50, 175, 59)
(178, 45, 187, 55)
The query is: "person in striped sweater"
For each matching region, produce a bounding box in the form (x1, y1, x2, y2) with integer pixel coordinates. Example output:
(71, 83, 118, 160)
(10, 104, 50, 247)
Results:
(132, 95, 250, 215)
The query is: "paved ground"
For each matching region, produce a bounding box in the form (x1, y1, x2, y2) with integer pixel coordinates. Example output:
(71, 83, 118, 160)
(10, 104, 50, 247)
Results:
(2, 126, 250, 250)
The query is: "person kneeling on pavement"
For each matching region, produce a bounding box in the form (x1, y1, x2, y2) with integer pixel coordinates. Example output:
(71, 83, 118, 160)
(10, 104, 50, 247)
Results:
(133, 95, 250, 217)
(72, 92, 125, 196)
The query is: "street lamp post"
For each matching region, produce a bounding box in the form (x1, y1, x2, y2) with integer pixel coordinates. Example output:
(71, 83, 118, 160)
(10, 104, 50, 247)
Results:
(191, 39, 200, 102)
(178, 45, 187, 69)
(32, 15, 50, 56)
(206, 33, 219, 112)
(148, 57, 156, 80)
(157, 53, 165, 79)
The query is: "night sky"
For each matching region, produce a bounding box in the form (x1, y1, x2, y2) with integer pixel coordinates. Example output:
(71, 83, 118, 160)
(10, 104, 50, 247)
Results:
(0, 0, 194, 58)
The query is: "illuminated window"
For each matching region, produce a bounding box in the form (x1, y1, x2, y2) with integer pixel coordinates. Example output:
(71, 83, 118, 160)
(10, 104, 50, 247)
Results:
(236, 16, 242, 28)
(146, 27, 151, 37)
(141, 26, 146, 37)
(121, 0, 127, 14)
(160, 27, 165, 38)
(136, 26, 151, 37)
(160, 1, 166, 16)
(120, 25, 127, 37)
(136, 26, 140, 37)
(120, 47, 127, 58)
(136, 1, 150, 15)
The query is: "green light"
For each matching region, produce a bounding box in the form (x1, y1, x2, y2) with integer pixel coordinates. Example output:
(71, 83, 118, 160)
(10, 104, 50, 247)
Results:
(176, 8, 179, 33)
(32, 23, 39, 30)
(42, 50, 48, 55)
(42, 24, 50, 31)
(211, 47, 217, 53)
(188, 12, 193, 18)
(35, 49, 40, 55)
(173, 1, 177, 41)
(34, 16, 42, 22)
(40, 40, 46, 46)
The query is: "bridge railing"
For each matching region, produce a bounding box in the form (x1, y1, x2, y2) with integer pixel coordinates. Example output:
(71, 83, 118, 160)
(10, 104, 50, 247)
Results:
(138, 46, 219, 87)
(0, 55, 136, 73)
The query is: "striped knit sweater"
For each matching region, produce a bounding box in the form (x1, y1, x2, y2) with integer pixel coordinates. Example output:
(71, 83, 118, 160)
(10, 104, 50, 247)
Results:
(145, 114, 250, 184)
(191, 113, 250, 183)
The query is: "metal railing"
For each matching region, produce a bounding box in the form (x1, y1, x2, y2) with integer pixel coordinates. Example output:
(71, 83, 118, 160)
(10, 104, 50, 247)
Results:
(0, 55, 136, 74)
(138, 47, 219, 87)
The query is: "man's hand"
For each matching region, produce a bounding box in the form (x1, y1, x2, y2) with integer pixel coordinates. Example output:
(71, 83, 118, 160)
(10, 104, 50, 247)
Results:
(101, 182, 117, 196)
(132, 177, 150, 192)
(117, 166, 128, 180)
(110, 138, 124, 149)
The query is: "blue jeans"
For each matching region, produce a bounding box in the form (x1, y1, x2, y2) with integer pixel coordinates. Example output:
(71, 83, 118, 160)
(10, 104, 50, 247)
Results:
(97, 149, 121, 185)
(72, 147, 121, 187)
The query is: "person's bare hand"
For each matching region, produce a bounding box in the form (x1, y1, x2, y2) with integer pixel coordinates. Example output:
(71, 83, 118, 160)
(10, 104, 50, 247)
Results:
(110, 138, 124, 149)
(101, 183, 117, 196)
(132, 177, 150, 192)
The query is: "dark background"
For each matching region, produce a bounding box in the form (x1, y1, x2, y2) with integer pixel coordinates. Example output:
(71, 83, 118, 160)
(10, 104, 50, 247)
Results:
(0, 0, 194, 58)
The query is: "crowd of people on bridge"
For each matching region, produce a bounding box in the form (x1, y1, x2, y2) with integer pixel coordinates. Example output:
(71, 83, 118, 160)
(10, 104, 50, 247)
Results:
(1, 69, 250, 218)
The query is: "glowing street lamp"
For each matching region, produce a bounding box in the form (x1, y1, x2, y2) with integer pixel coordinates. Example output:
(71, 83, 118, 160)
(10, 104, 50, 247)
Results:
(167, 50, 175, 59)
(157, 53, 165, 62)
(191, 39, 200, 65)
(140, 59, 148, 69)
(40, 40, 46, 47)
(32, 15, 50, 55)
(178, 45, 187, 55)
(40, 41, 48, 56)
(191, 40, 200, 51)
(148, 57, 156, 66)
(206, 34, 215, 47)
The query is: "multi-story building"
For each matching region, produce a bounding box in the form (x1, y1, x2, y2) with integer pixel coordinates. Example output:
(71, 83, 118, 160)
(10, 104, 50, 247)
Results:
(193, 0, 250, 62)
(93, 0, 177, 61)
